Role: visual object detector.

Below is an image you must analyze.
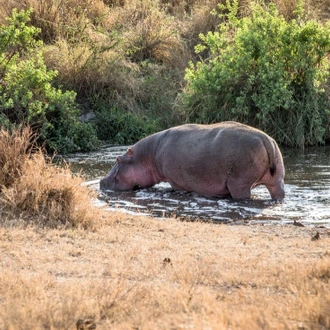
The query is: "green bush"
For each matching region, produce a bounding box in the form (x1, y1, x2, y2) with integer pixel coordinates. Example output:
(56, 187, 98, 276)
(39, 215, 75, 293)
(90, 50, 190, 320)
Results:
(182, 0, 330, 147)
(94, 103, 161, 145)
(0, 8, 99, 153)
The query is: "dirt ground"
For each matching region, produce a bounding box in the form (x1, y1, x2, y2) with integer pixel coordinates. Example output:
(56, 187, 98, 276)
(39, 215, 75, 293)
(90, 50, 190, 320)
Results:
(0, 212, 329, 329)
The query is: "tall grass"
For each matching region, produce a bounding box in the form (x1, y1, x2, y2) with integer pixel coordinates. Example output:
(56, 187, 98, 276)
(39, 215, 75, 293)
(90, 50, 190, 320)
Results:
(0, 126, 34, 190)
(0, 126, 99, 229)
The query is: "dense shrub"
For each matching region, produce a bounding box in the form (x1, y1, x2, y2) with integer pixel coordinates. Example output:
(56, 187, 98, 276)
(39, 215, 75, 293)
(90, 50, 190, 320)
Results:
(94, 104, 161, 144)
(0, 9, 99, 153)
(183, 0, 330, 147)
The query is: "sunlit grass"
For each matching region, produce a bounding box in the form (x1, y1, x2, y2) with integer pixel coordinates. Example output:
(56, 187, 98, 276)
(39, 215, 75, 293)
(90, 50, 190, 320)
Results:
(0, 126, 101, 229)
(0, 217, 329, 329)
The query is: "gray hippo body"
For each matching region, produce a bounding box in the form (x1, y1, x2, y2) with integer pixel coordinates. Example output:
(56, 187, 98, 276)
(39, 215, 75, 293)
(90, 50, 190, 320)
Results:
(100, 122, 285, 199)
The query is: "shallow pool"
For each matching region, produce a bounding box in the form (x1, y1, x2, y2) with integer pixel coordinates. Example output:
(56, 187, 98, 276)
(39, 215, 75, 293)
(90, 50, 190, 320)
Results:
(63, 145, 330, 227)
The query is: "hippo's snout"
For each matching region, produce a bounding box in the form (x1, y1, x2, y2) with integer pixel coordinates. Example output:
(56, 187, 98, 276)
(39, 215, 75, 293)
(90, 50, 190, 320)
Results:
(100, 176, 114, 191)
(99, 177, 106, 190)
(100, 163, 120, 191)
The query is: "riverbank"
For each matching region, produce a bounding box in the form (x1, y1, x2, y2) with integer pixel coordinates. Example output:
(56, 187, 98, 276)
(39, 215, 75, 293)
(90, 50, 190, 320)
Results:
(1, 211, 329, 329)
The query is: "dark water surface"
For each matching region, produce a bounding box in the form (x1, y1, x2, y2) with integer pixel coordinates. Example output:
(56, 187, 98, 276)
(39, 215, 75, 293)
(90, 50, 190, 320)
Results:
(63, 145, 330, 227)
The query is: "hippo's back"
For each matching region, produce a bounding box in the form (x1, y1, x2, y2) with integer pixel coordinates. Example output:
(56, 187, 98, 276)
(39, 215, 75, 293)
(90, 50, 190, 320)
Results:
(156, 121, 271, 161)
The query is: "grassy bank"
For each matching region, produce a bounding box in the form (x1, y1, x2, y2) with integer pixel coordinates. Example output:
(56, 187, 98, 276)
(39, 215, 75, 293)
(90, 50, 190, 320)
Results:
(0, 216, 329, 329)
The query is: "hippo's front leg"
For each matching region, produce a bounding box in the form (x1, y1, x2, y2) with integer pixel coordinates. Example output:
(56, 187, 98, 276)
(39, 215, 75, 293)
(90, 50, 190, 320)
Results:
(226, 178, 252, 199)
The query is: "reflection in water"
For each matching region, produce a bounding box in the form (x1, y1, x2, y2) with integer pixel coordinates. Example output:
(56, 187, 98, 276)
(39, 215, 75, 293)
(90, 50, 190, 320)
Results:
(63, 145, 330, 227)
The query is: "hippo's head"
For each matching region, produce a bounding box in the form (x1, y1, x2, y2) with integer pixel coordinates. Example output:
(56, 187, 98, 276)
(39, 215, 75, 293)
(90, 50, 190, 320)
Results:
(100, 147, 155, 191)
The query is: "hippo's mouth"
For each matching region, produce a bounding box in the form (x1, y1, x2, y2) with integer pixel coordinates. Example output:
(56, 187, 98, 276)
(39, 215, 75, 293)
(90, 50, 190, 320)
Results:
(132, 185, 141, 191)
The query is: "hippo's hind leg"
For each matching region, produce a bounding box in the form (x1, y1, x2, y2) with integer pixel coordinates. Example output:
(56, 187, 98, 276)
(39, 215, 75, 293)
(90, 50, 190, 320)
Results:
(265, 180, 285, 200)
(226, 178, 252, 199)
(260, 169, 285, 200)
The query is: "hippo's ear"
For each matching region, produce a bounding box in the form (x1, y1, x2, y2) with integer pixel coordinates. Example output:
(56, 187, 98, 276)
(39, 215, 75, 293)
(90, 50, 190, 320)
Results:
(117, 156, 122, 164)
(127, 147, 133, 155)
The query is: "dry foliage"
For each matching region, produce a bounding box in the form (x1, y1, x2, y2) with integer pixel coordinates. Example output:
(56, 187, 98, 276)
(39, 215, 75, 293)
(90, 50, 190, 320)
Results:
(0, 127, 100, 229)
(42, 39, 141, 101)
(0, 0, 327, 69)
(0, 217, 329, 329)
(0, 0, 100, 42)
(0, 126, 34, 190)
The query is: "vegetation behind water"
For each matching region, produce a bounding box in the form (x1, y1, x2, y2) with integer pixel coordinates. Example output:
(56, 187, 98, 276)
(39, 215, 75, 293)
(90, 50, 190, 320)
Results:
(0, 0, 329, 151)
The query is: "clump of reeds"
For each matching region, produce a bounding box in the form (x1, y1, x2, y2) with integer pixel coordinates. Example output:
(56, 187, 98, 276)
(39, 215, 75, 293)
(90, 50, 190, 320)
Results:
(0, 126, 99, 229)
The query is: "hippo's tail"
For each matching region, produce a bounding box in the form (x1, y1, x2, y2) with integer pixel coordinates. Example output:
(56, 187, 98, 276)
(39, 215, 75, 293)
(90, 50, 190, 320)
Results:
(263, 138, 277, 176)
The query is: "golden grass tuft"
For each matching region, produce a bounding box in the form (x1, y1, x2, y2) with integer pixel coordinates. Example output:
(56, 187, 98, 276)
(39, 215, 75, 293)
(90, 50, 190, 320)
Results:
(0, 126, 33, 190)
(42, 39, 140, 100)
(42, 40, 94, 94)
(0, 127, 100, 229)
(124, 11, 188, 69)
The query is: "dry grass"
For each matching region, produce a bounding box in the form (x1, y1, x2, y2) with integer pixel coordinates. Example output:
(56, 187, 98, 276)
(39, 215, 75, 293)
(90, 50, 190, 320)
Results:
(0, 215, 329, 329)
(0, 0, 100, 42)
(0, 127, 101, 229)
(122, 3, 189, 69)
(42, 39, 142, 103)
(42, 40, 97, 94)
(1, 0, 327, 72)
(0, 126, 34, 190)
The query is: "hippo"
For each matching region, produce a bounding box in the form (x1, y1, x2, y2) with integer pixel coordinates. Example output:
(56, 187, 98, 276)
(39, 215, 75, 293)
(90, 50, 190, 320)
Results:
(100, 122, 285, 199)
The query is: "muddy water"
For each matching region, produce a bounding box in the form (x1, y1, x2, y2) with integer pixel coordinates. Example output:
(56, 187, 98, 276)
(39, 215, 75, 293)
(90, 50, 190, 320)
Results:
(63, 145, 330, 227)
